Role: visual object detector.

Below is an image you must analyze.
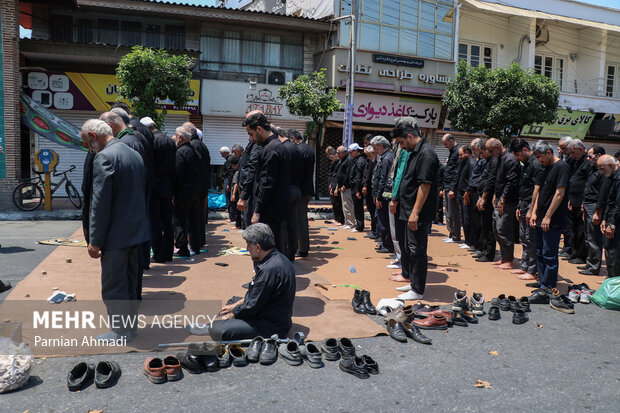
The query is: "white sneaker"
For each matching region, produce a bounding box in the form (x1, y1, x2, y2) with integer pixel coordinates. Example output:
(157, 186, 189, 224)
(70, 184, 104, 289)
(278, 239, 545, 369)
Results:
(351, 229, 358, 233)
(443, 238, 455, 243)
(387, 264, 401, 269)
(397, 290, 424, 300)
(580, 289, 592, 304)
(396, 284, 412, 292)
(459, 244, 469, 249)
(342, 225, 351, 229)
(568, 289, 581, 303)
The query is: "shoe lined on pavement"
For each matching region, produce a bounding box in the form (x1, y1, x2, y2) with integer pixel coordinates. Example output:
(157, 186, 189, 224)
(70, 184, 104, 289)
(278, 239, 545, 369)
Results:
(384, 306, 408, 324)
(352, 289, 366, 314)
(450, 311, 469, 327)
(259, 338, 278, 365)
(320, 338, 340, 361)
(163, 356, 181, 381)
(452, 289, 468, 312)
(550, 295, 575, 314)
(508, 295, 520, 312)
(301, 342, 324, 368)
(361, 290, 377, 314)
(67, 362, 95, 391)
(470, 292, 484, 315)
(518, 296, 531, 312)
(387, 319, 408, 342)
(402, 322, 432, 344)
(338, 356, 370, 379)
(144, 358, 166, 384)
(338, 337, 356, 359)
(580, 289, 593, 304)
(529, 289, 550, 304)
(361, 355, 379, 375)
(217, 345, 231, 368)
(512, 309, 529, 324)
(279, 341, 303, 366)
(229, 345, 248, 366)
(568, 289, 581, 303)
(488, 305, 501, 320)
(95, 361, 121, 388)
(246, 336, 264, 363)
(460, 310, 479, 324)
(411, 314, 448, 330)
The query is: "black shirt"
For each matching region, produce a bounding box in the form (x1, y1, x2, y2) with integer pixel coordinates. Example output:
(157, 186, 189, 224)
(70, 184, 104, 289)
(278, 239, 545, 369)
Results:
(189, 137, 211, 192)
(297, 141, 315, 196)
(283, 139, 302, 187)
(398, 138, 439, 223)
(468, 157, 486, 191)
(152, 130, 176, 199)
(231, 249, 296, 338)
(362, 158, 375, 190)
(479, 156, 498, 205)
(437, 163, 445, 189)
(351, 154, 367, 194)
(519, 155, 544, 203)
(254, 134, 290, 222)
(568, 155, 589, 207)
(583, 164, 604, 204)
(536, 160, 570, 228)
(443, 144, 460, 192)
(494, 150, 520, 203)
(457, 157, 475, 197)
(604, 170, 620, 225)
(173, 142, 202, 199)
(373, 149, 393, 199)
(239, 141, 261, 201)
(329, 160, 339, 189)
(336, 153, 352, 188)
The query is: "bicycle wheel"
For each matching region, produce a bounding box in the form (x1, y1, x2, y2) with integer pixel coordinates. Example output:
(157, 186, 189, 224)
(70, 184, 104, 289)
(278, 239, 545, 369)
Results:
(12, 182, 44, 211)
(66, 182, 82, 209)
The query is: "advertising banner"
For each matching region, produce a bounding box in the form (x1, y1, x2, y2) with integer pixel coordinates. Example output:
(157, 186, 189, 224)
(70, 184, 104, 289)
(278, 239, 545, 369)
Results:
(24, 71, 200, 115)
(521, 110, 595, 140)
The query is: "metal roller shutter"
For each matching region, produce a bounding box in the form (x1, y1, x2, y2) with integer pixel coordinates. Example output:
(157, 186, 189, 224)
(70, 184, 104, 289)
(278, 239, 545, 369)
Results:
(161, 114, 189, 137)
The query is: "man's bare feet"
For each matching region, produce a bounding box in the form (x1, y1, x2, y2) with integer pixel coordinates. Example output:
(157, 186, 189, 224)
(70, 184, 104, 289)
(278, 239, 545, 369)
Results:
(517, 272, 537, 280)
(492, 260, 503, 265)
(389, 274, 409, 282)
(497, 262, 514, 270)
(392, 271, 402, 276)
(510, 269, 526, 274)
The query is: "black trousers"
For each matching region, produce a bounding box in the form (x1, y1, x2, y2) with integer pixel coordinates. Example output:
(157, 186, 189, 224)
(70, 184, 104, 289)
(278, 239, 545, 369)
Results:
(469, 189, 481, 250)
(435, 195, 444, 224)
(405, 221, 432, 295)
(353, 192, 365, 231)
(364, 190, 376, 233)
(198, 191, 207, 245)
(297, 194, 311, 254)
(286, 186, 301, 261)
(101, 245, 140, 334)
(331, 192, 344, 224)
(173, 194, 202, 255)
(569, 205, 587, 260)
(150, 193, 174, 263)
(265, 220, 287, 256)
(376, 198, 394, 252)
(480, 202, 495, 260)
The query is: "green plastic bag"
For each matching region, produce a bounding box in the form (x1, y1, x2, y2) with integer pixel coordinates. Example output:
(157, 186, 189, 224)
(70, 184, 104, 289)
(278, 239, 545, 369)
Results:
(590, 277, 620, 311)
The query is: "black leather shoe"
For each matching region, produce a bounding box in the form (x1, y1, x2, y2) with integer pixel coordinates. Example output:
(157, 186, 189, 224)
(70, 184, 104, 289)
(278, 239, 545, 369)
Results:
(508, 295, 519, 312)
(493, 294, 511, 311)
(450, 311, 469, 327)
(488, 305, 501, 320)
(476, 256, 491, 262)
(338, 356, 370, 379)
(472, 253, 484, 258)
(229, 345, 248, 367)
(512, 309, 529, 324)
(217, 345, 231, 368)
(579, 270, 597, 275)
(529, 289, 550, 304)
(525, 282, 541, 288)
(361, 355, 379, 375)
(361, 290, 377, 315)
(402, 322, 432, 344)
(460, 310, 479, 324)
(320, 338, 340, 361)
(95, 361, 121, 389)
(518, 296, 531, 312)
(569, 258, 585, 264)
(259, 338, 278, 365)
(67, 362, 95, 391)
(387, 319, 407, 342)
(176, 347, 203, 374)
(352, 289, 366, 314)
(199, 354, 219, 372)
(246, 336, 264, 363)
(577, 265, 588, 270)
(0, 280, 12, 293)
(550, 295, 575, 314)
(338, 337, 356, 359)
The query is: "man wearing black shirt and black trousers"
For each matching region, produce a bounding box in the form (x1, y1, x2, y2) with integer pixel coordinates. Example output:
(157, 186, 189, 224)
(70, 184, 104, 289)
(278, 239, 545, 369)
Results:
(566, 139, 589, 264)
(281, 131, 302, 261)
(510, 139, 543, 280)
(474, 140, 498, 262)
(529, 141, 570, 300)
(392, 117, 438, 301)
(362, 145, 378, 237)
(289, 130, 315, 257)
(442, 134, 461, 242)
(457, 145, 475, 247)
(349, 143, 367, 232)
(327, 147, 344, 225)
(488, 138, 520, 270)
(581, 145, 606, 275)
(466, 139, 486, 255)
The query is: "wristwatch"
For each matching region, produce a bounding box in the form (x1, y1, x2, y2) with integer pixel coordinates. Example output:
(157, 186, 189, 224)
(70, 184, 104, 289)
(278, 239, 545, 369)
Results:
(610, 224, 616, 230)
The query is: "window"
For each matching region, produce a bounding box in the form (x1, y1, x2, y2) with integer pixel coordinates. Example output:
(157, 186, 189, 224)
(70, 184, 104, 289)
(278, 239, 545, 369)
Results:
(98, 19, 119, 45)
(458, 42, 493, 68)
(341, 0, 454, 59)
(120, 21, 141, 46)
(535, 54, 565, 91)
(199, 30, 304, 75)
(50, 15, 73, 42)
(144, 24, 161, 48)
(607, 65, 619, 98)
(77, 19, 94, 43)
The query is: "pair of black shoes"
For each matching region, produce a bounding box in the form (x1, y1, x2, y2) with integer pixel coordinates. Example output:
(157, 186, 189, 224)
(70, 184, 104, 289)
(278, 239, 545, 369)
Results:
(450, 310, 479, 327)
(177, 343, 235, 373)
(492, 294, 531, 312)
(67, 361, 121, 391)
(386, 319, 432, 344)
(339, 355, 379, 379)
(246, 336, 278, 365)
(487, 305, 528, 324)
(352, 289, 377, 315)
(320, 337, 355, 361)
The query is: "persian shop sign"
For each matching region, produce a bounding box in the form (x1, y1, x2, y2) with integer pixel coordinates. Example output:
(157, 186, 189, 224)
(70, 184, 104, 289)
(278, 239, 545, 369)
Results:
(522, 110, 595, 140)
(331, 92, 441, 127)
(24, 71, 200, 115)
(372, 53, 424, 68)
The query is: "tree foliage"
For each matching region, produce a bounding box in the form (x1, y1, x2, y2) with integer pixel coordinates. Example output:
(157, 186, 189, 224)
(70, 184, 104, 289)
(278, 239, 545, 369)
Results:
(116, 46, 193, 126)
(443, 61, 559, 141)
(278, 69, 343, 137)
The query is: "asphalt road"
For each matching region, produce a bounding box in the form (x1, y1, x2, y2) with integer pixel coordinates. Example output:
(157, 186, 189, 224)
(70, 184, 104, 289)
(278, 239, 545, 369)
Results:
(1, 221, 619, 412)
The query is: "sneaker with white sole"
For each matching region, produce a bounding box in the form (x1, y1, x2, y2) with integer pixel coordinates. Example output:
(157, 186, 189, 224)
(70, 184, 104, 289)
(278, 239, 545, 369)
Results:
(452, 289, 468, 312)
(567, 289, 581, 303)
(342, 225, 351, 229)
(350, 229, 358, 233)
(397, 290, 424, 301)
(443, 239, 455, 243)
(469, 292, 485, 315)
(396, 285, 411, 292)
(386, 264, 401, 269)
(579, 289, 592, 304)
(458, 244, 469, 249)
(442, 238, 452, 242)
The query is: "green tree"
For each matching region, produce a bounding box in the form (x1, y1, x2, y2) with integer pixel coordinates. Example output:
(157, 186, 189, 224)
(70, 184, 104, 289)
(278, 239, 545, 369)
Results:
(116, 46, 193, 126)
(278, 68, 343, 141)
(443, 61, 559, 142)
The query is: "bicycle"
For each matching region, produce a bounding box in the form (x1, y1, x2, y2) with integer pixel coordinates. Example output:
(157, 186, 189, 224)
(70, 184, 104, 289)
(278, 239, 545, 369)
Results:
(12, 165, 82, 211)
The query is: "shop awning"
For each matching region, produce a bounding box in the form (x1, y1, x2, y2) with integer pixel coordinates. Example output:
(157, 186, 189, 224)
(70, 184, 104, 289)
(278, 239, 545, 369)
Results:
(463, 0, 620, 34)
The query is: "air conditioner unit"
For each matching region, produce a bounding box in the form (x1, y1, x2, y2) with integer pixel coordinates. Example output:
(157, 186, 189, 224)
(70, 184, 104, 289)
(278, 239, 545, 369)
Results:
(535, 25, 549, 44)
(266, 69, 293, 85)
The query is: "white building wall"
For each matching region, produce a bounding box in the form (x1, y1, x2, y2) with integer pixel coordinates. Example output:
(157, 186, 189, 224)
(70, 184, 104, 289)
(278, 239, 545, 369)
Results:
(484, 0, 620, 26)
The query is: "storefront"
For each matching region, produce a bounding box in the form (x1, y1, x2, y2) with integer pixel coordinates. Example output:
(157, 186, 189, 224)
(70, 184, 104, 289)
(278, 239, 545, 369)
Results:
(22, 70, 200, 195)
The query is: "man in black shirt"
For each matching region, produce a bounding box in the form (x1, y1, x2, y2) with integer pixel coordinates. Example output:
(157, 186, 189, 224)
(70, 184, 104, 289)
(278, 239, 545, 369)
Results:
(466, 138, 486, 255)
(185, 122, 212, 248)
(172, 127, 202, 257)
(457, 145, 475, 247)
(566, 140, 589, 264)
(510, 139, 543, 280)
(238, 137, 261, 229)
(391, 117, 438, 301)
(599, 155, 620, 278)
(327, 146, 344, 225)
(558, 136, 575, 258)
(143, 117, 176, 263)
(243, 112, 290, 254)
(435, 163, 445, 225)
(474, 140, 498, 262)
(205, 223, 296, 340)
(488, 138, 520, 269)
(336, 146, 355, 228)
(442, 134, 461, 242)
(348, 143, 366, 232)
(289, 130, 315, 257)
(371, 136, 394, 253)
(362, 144, 378, 237)
(529, 141, 570, 293)
(281, 130, 302, 261)
(580, 146, 606, 275)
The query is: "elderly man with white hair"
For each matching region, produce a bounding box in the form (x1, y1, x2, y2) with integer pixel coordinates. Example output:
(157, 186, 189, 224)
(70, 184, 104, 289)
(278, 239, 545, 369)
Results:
(371, 135, 395, 254)
(566, 139, 589, 265)
(599, 155, 620, 279)
(82, 118, 149, 342)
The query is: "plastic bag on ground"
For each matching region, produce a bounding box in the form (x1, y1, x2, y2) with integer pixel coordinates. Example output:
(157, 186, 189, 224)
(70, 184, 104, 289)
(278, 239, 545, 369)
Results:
(590, 277, 620, 311)
(0, 337, 34, 393)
